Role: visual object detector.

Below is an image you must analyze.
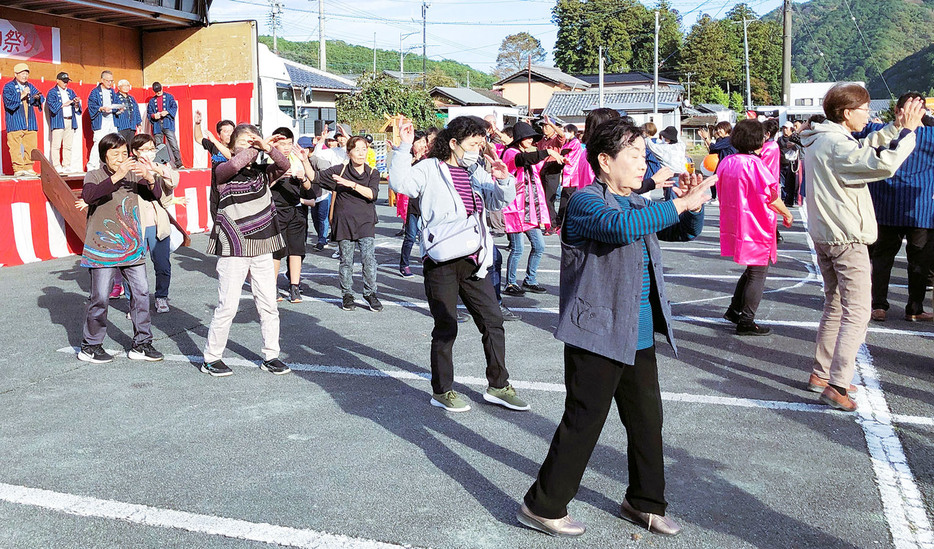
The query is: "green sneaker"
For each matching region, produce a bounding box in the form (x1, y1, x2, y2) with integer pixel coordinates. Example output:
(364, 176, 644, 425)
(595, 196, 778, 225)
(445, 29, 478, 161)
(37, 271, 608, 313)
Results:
(484, 384, 530, 411)
(430, 391, 471, 412)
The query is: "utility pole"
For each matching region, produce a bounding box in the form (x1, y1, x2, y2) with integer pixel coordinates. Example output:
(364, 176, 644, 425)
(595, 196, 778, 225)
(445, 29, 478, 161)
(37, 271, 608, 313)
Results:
(653, 10, 659, 119)
(782, 0, 793, 106)
(400, 32, 417, 84)
(685, 72, 694, 105)
(598, 46, 604, 108)
(318, 0, 325, 71)
(527, 53, 532, 114)
(742, 18, 752, 110)
(269, 0, 282, 54)
(421, 1, 429, 89)
(373, 32, 377, 74)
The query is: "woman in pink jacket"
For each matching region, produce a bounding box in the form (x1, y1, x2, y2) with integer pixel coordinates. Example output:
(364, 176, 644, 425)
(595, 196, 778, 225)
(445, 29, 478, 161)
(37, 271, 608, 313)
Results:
(717, 119, 793, 336)
(502, 121, 561, 295)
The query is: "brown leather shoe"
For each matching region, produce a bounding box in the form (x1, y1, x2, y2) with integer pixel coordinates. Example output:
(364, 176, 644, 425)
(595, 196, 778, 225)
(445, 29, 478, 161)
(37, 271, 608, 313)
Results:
(871, 309, 886, 322)
(516, 503, 585, 537)
(620, 499, 682, 536)
(905, 312, 934, 322)
(807, 373, 858, 394)
(819, 386, 857, 412)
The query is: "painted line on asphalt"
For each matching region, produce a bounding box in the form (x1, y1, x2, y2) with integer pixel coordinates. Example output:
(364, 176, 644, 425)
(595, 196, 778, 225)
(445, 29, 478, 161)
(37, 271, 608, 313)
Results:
(54, 347, 934, 428)
(800, 207, 934, 549)
(0, 482, 412, 549)
(674, 315, 934, 339)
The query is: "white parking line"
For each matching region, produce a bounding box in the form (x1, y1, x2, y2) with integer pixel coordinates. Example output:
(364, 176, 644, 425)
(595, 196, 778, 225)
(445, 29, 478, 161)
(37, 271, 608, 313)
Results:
(54, 348, 934, 428)
(0, 482, 411, 549)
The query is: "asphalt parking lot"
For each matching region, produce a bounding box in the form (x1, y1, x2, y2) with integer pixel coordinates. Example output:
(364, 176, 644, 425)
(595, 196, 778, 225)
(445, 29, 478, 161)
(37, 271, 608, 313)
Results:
(0, 198, 931, 549)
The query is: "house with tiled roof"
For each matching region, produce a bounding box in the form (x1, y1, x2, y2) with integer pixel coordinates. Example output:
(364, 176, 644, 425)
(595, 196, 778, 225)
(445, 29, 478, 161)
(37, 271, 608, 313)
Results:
(493, 65, 590, 114)
(543, 89, 683, 131)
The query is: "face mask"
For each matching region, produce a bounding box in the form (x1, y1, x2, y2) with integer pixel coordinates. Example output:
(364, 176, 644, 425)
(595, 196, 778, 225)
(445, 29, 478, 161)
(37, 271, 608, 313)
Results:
(565, 132, 574, 140)
(455, 143, 480, 168)
(138, 150, 156, 163)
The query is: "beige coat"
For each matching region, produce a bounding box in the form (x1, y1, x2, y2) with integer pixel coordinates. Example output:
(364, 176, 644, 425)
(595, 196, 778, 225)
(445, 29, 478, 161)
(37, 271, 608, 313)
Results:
(800, 121, 916, 245)
(138, 166, 179, 240)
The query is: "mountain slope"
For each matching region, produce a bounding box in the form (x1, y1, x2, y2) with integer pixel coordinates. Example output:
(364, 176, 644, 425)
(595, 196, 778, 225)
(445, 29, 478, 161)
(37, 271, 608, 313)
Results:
(258, 36, 495, 89)
(766, 0, 934, 95)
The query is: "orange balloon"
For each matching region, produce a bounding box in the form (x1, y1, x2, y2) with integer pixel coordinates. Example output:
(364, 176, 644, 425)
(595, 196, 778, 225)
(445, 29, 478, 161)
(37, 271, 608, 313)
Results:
(702, 153, 719, 173)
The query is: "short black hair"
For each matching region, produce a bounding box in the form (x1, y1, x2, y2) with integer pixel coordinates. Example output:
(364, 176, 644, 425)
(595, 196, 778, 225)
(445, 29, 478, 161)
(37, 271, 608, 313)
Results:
(152, 82, 162, 93)
(564, 123, 578, 135)
(586, 118, 644, 174)
(216, 119, 235, 134)
(896, 91, 924, 110)
(129, 133, 155, 153)
(429, 116, 488, 161)
(99, 132, 128, 163)
(413, 129, 427, 143)
(808, 113, 827, 125)
(762, 118, 780, 139)
(730, 119, 766, 155)
(272, 126, 294, 140)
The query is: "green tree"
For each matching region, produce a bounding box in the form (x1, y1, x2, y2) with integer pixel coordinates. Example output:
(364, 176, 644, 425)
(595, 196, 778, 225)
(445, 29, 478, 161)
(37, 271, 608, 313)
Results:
(681, 14, 741, 96)
(552, 0, 650, 73)
(629, 0, 684, 73)
(729, 91, 746, 113)
(336, 73, 435, 133)
(494, 32, 546, 78)
(724, 4, 782, 105)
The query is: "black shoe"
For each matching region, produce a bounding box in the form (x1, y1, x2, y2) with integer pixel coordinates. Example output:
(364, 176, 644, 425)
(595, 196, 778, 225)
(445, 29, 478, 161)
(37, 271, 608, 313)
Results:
(289, 285, 302, 303)
(260, 357, 292, 375)
(200, 360, 233, 377)
(457, 310, 471, 323)
(776, 231, 784, 243)
(128, 342, 164, 362)
(315, 242, 325, 252)
(723, 308, 741, 324)
(341, 294, 356, 311)
(521, 281, 547, 294)
(736, 322, 771, 336)
(364, 294, 383, 312)
(77, 343, 114, 364)
(503, 284, 526, 296)
(501, 305, 521, 321)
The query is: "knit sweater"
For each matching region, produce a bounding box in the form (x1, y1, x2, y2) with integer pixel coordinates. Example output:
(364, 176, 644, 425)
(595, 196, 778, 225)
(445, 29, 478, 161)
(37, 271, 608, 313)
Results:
(207, 146, 289, 257)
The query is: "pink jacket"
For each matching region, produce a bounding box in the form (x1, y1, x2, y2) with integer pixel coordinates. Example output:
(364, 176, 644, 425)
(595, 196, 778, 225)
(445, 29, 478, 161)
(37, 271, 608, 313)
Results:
(716, 154, 780, 266)
(560, 138, 589, 188)
(760, 140, 780, 181)
(501, 147, 551, 233)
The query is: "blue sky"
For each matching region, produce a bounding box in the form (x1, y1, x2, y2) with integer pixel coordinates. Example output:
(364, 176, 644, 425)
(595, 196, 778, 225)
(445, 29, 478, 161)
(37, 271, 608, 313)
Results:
(208, 0, 792, 74)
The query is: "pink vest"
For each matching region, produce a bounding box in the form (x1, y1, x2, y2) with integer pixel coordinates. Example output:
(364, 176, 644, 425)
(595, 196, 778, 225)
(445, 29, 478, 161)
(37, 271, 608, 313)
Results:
(760, 140, 780, 181)
(501, 147, 551, 233)
(716, 154, 780, 266)
(560, 138, 589, 188)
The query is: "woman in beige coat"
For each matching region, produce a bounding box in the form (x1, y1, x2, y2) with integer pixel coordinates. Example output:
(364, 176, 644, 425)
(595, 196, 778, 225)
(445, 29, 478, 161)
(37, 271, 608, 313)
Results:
(798, 83, 924, 411)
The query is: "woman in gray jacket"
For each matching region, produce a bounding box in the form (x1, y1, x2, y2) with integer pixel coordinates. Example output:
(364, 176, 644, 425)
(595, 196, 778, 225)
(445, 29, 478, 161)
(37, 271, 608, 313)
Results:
(389, 115, 528, 414)
(799, 83, 924, 412)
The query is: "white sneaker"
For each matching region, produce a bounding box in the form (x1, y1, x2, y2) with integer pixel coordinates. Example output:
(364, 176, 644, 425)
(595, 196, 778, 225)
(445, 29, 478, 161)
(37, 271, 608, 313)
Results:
(155, 297, 170, 313)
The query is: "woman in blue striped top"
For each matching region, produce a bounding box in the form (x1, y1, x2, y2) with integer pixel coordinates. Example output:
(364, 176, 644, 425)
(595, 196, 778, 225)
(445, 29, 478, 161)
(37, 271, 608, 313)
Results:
(519, 118, 714, 539)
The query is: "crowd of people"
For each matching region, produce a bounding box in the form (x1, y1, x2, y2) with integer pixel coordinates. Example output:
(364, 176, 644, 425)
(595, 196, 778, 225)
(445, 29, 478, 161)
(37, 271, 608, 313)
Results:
(5, 68, 927, 539)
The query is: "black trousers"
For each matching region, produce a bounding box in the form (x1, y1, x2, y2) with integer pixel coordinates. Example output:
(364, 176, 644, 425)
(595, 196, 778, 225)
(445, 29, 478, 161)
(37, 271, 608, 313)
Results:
(423, 256, 508, 394)
(780, 164, 797, 206)
(728, 264, 770, 322)
(869, 225, 934, 315)
(524, 345, 666, 519)
(542, 171, 561, 227)
(555, 186, 577, 230)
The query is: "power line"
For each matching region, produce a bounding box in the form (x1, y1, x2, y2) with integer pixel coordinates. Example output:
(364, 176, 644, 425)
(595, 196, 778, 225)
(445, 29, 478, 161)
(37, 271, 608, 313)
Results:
(841, 0, 893, 98)
(794, 4, 837, 81)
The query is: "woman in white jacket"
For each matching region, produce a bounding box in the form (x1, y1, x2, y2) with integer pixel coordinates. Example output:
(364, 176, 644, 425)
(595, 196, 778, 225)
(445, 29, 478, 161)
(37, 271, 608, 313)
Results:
(389, 115, 530, 414)
(799, 83, 924, 412)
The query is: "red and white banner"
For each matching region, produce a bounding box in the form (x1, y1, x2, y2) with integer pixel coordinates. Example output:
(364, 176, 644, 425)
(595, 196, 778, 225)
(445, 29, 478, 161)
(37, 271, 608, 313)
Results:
(0, 170, 212, 267)
(0, 19, 60, 64)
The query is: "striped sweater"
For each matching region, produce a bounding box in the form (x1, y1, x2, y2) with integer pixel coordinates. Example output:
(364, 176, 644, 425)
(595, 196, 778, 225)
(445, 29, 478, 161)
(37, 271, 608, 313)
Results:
(207, 146, 289, 257)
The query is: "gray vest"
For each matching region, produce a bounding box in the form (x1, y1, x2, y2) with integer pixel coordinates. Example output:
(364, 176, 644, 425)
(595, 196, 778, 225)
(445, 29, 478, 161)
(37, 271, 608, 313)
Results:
(554, 183, 678, 365)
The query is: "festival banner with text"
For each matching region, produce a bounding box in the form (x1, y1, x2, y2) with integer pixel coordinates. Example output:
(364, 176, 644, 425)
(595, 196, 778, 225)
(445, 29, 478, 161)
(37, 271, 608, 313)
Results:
(0, 19, 61, 64)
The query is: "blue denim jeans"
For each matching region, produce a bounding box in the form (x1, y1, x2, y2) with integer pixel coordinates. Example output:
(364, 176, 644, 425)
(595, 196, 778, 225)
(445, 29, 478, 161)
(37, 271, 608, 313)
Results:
(125, 226, 171, 300)
(506, 228, 545, 286)
(400, 212, 421, 269)
(309, 195, 331, 246)
(488, 244, 503, 304)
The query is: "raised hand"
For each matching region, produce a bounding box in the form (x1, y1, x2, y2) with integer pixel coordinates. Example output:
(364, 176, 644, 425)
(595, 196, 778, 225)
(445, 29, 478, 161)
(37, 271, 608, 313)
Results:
(651, 166, 675, 185)
(193, 110, 202, 125)
(485, 154, 509, 180)
(333, 175, 355, 189)
(113, 158, 136, 182)
(398, 118, 415, 144)
(897, 97, 926, 132)
(672, 174, 716, 212)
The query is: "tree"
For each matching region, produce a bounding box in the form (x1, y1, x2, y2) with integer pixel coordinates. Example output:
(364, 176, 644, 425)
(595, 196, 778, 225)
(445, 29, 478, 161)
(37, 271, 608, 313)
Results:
(629, 0, 684, 73)
(552, 0, 650, 73)
(680, 14, 741, 97)
(336, 72, 436, 133)
(494, 32, 546, 78)
(724, 4, 782, 105)
(422, 67, 456, 89)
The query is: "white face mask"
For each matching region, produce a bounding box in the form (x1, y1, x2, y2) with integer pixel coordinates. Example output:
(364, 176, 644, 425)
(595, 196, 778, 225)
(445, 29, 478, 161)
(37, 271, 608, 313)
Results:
(455, 143, 480, 168)
(565, 132, 574, 140)
(138, 150, 157, 163)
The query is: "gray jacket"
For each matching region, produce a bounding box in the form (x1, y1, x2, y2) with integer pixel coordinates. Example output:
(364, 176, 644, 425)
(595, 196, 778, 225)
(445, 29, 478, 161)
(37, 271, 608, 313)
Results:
(389, 142, 516, 276)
